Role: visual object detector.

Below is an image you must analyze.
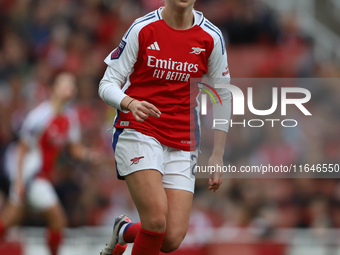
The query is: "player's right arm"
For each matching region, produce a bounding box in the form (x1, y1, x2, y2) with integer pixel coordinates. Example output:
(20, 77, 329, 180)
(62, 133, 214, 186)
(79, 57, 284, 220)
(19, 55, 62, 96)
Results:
(14, 140, 29, 200)
(15, 108, 42, 200)
(98, 18, 160, 122)
(120, 97, 161, 122)
(100, 68, 160, 122)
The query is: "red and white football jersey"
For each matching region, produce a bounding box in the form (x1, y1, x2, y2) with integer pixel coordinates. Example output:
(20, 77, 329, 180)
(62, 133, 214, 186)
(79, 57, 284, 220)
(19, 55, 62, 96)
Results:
(104, 8, 230, 151)
(12, 101, 81, 181)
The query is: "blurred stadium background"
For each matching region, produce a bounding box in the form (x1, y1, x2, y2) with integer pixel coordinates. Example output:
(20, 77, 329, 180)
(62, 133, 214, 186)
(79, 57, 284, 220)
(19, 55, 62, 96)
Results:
(1, 0, 340, 254)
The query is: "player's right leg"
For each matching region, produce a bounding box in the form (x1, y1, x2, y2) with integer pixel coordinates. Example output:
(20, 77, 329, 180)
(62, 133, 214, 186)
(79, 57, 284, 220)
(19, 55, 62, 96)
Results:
(101, 170, 167, 255)
(0, 201, 25, 238)
(124, 169, 167, 255)
(102, 128, 167, 255)
(0, 182, 26, 238)
(41, 203, 67, 255)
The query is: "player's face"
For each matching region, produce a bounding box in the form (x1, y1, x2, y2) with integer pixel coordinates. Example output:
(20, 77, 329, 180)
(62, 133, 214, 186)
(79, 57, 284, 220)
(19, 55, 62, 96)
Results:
(166, 0, 196, 11)
(53, 73, 77, 101)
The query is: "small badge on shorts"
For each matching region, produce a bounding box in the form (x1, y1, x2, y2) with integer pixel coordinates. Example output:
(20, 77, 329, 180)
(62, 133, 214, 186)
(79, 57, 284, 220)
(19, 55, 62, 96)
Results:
(130, 156, 144, 166)
(120, 121, 129, 126)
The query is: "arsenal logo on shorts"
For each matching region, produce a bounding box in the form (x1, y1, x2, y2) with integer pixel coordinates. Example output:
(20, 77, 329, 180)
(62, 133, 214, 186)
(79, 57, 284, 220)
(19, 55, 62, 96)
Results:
(130, 156, 145, 166)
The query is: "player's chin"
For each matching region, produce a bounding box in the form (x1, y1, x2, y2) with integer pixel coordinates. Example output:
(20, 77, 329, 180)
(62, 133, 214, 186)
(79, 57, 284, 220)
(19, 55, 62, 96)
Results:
(179, 0, 195, 3)
(177, 0, 195, 8)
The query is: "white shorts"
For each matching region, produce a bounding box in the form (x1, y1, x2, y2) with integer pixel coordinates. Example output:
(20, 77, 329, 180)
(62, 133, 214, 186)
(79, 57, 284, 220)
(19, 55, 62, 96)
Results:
(112, 128, 197, 193)
(9, 178, 59, 211)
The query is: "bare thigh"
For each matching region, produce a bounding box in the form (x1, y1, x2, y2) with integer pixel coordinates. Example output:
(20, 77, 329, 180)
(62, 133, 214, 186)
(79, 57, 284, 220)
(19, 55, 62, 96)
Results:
(125, 169, 167, 233)
(41, 203, 67, 230)
(1, 201, 25, 228)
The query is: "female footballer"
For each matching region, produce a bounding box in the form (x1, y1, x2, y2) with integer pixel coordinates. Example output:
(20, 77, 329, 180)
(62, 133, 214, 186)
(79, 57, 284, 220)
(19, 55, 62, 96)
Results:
(0, 72, 98, 255)
(99, 0, 231, 254)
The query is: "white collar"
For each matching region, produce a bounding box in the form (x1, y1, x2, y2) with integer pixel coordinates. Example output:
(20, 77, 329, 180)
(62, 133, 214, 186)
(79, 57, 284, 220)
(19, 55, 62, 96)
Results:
(157, 7, 204, 27)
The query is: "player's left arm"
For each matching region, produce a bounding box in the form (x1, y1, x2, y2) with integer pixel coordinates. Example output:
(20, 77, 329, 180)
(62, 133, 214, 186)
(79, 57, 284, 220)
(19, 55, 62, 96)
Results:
(66, 110, 101, 164)
(208, 130, 227, 192)
(68, 143, 100, 164)
(206, 29, 232, 192)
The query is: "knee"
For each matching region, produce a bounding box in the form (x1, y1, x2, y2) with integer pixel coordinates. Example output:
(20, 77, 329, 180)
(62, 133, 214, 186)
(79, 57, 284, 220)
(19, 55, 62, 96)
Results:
(55, 211, 67, 229)
(142, 214, 167, 233)
(48, 210, 67, 230)
(140, 203, 167, 233)
(59, 215, 67, 229)
(161, 232, 186, 253)
(49, 219, 66, 230)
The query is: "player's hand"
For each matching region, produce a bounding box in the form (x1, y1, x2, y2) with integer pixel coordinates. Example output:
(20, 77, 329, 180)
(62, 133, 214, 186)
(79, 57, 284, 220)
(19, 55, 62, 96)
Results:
(88, 150, 103, 165)
(14, 179, 25, 201)
(208, 154, 223, 192)
(129, 100, 161, 123)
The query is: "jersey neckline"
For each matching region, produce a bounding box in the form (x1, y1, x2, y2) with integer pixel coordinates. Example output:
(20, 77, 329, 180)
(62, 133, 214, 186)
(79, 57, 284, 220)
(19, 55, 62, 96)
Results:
(156, 7, 204, 32)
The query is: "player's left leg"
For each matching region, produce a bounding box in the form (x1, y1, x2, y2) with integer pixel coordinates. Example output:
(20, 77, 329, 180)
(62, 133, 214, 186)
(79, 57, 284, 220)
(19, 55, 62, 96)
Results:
(27, 178, 66, 255)
(41, 203, 67, 255)
(161, 188, 193, 253)
(160, 147, 197, 253)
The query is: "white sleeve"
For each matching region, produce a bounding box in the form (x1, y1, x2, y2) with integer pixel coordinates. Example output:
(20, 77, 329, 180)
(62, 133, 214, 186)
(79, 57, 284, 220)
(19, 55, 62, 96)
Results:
(19, 111, 42, 147)
(98, 25, 139, 111)
(99, 66, 128, 111)
(206, 33, 231, 133)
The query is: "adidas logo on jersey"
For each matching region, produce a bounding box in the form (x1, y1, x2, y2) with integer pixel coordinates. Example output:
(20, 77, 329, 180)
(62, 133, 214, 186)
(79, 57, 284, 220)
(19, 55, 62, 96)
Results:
(147, 41, 160, 51)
